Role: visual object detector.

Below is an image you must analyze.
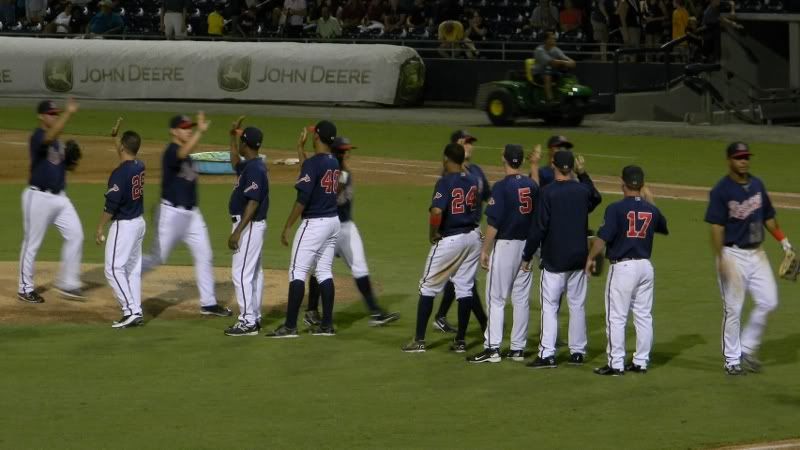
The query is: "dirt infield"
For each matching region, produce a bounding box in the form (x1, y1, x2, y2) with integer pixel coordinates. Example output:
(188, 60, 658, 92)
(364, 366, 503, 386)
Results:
(716, 439, 800, 449)
(0, 261, 358, 324)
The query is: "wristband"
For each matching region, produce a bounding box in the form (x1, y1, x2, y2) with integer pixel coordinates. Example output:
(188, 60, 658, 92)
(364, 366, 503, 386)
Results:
(429, 214, 442, 227)
(771, 228, 786, 242)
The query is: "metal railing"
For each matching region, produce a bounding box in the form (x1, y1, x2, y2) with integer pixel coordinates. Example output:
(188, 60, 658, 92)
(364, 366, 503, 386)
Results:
(611, 47, 688, 94)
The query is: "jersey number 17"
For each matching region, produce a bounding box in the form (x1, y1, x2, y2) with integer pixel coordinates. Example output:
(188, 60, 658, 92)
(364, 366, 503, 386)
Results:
(626, 211, 652, 238)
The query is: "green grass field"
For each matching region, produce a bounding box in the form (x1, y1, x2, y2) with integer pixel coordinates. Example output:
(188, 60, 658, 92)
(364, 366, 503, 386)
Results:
(1, 107, 799, 449)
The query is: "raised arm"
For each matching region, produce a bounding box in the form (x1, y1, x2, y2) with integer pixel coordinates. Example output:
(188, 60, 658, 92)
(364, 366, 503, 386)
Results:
(177, 111, 210, 160)
(44, 98, 79, 144)
(229, 115, 245, 170)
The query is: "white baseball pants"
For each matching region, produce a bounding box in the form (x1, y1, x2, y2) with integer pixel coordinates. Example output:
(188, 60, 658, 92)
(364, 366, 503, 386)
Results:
(231, 219, 266, 327)
(105, 217, 146, 317)
(604, 259, 654, 370)
(18, 187, 84, 294)
(335, 220, 369, 278)
(717, 246, 778, 366)
(143, 202, 217, 307)
(484, 239, 532, 351)
(538, 268, 588, 358)
(289, 217, 340, 282)
(419, 230, 481, 299)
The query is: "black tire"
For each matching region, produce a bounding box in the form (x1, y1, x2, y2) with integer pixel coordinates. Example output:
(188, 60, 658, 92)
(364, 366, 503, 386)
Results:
(485, 90, 515, 126)
(561, 98, 586, 127)
(543, 114, 562, 126)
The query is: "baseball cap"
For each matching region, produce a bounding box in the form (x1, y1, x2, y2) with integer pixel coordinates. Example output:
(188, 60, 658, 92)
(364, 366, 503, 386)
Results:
(622, 165, 645, 188)
(314, 120, 337, 146)
(37, 100, 60, 115)
(503, 144, 524, 167)
(169, 115, 195, 129)
(450, 129, 477, 144)
(240, 126, 263, 150)
(331, 136, 356, 152)
(547, 135, 573, 149)
(553, 150, 575, 170)
(726, 141, 752, 159)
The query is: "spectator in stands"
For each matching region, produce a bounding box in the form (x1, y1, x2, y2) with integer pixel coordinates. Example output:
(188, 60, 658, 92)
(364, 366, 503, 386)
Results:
(236, 5, 257, 36)
(642, 0, 667, 58)
(51, 2, 72, 32)
(360, 0, 385, 33)
(590, 0, 611, 61)
(315, 0, 341, 20)
(465, 9, 487, 42)
(616, 0, 641, 58)
(533, 30, 576, 101)
(382, 0, 404, 34)
(207, 2, 225, 36)
(700, 0, 740, 61)
(283, 0, 307, 36)
(161, 0, 187, 39)
(672, 0, 689, 45)
(340, 0, 364, 32)
(404, 0, 428, 35)
(560, 0, 583, 33)
(531, 0, 559, 33)
(0, 0, 15, 28)
(89, 0, 123, 34)
(25, 0, 46, 24)
(317, 5, 342, 37)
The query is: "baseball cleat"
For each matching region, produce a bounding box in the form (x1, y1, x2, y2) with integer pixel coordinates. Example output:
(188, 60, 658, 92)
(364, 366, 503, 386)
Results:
(265, 325, 299, 339)
(224, 322, 259, 336)
(527, 356, 557, 369)
(725, 364, 746, 376)
(401, 340, 426, 353)
(310, 325, 336, 336)
(369, 312, 400, 327)
(741, 353, 761, 373)
(568, 353, 586, 365)
(504, 349, 525, 362)
(433, 316, 457, 333)
(200, 305, 233, 317)
(112, 314, 144, 329)
(17, 291, 45, 304)
(467, 348, 501, 363)
(624, 362, 648, 373)
(594, 365, 624, 376)
(303, 310, 322, 327)
(450, 339, 467, 353)
(55, 287, 86, 300)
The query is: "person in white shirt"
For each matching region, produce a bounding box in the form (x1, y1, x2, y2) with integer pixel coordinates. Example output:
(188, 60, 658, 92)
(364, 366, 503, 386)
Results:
(283, 0, 307, 36)
(54, 3, 73, 33)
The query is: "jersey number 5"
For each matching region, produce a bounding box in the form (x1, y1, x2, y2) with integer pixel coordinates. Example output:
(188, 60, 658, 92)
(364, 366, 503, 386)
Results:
(451, 186, 477, 214)
(626, 211, 652, 238)
(518, 187, 533, 214)
(132, 172, 144, 201)
(321, 169, 340, 194)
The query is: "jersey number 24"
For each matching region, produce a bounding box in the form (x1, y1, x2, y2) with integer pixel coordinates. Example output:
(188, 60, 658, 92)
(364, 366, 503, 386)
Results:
(626, 211, 652, 239)
(451, 186, 477, 214)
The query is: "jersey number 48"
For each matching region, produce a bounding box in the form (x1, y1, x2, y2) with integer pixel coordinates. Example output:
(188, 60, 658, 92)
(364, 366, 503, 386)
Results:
(321, 169, 340, 194)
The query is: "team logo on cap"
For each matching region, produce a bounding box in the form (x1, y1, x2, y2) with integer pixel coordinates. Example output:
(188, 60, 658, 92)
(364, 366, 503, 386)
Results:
(217, 57, 251, 92)
(43, 58, 73, 93)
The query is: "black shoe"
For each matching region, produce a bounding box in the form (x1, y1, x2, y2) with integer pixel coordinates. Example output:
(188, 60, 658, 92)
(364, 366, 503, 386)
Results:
(741, 353, 761, 373)
(303, 310, 322, 327)
(504, 349, 525, 362)
(310, 325, 336, 336)
(467, 348, 501, 363)
(568, 353, 585, 365)
(56, 287, 86, 300)
(401, 339, 426, 353)
(624, 362, 648, 373)
(450, 339, 467, 353)
(224, 322, 258, 336)
(200, 304, 233, 317)
(594, 365, 624, 376)
(265, 325, 299, 338)
(112, 314, 144, 329)
(527, 356, 557, 369)
(369, 312, 400, 327)
(17, 291, 45, 304)
(433, 316, 457, 333)
(725, 364, 746, 376)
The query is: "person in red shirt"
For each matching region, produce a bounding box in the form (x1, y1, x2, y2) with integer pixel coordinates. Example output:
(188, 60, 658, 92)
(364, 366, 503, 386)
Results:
(560, 0, 583, 33)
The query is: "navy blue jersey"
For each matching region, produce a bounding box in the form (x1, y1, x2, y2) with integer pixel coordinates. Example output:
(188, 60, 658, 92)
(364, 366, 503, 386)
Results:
(29, 128, 66, 192)
(104, 160, 145, 220)
(337, 169, 354, 223)
(598, 196, 668, 261)
(485, 174, 539, 240)
(431, 172, 480, 237)
(466, 163, 491, 222)
(161, 143, 199, 208)
(296, 153, 340, 219)
(704, 175, 776, 247)
(229, 158, 269, 221)
(523, 173, 603, 271)
(538, 166, 555, 187)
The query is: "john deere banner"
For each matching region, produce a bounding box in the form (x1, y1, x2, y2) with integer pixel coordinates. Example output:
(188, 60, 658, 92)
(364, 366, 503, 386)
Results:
(0, 38, 425, 105)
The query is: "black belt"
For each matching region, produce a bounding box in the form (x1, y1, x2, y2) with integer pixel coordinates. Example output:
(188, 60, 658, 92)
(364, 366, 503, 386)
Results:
(610, 257, 645, 264)
(161, 200, 193, 210)
(231, 216, 265, 223)
(726, 243, 760, 250)
(30, 186, 62, 195)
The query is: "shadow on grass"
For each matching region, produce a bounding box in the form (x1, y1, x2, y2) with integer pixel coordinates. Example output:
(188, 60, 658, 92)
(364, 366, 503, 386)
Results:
(650, 333, 706, 367)
(763, 333, 800, 366)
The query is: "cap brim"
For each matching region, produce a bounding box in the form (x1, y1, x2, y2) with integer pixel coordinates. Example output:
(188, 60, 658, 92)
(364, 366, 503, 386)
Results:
(175, 122, 196, 129)
(730, 151, 752, 158)
(464, 136, 477, 143)
(551, 141, 573, 149)
(44, 109, 61, 115)
(336, 144, 355, 151)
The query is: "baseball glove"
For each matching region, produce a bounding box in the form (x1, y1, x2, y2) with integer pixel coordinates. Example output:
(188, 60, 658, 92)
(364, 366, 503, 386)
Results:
(64, 140, 82, 171)
(779, 249, 799, 281)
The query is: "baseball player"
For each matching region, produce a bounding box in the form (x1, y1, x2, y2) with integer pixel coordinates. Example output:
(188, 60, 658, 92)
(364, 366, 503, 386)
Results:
(705, 142, 793, 375)
(529, 135, 573, 188)
(402, 143, 482, 353)
(18, 99, 85, 303)
(301, 136, 400, 327)
(521, 150, 602, 368)
(224, 123, 269, 337)
(586, 166, 669, 376)
(142, 113, 233, 317)
(433, 130, 490, 335)
(95, 129, 146, 328)
(467, 144, 538, 363)
(267, 121, 341, 338)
